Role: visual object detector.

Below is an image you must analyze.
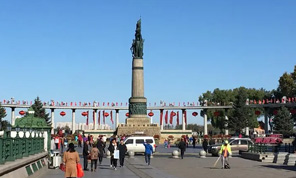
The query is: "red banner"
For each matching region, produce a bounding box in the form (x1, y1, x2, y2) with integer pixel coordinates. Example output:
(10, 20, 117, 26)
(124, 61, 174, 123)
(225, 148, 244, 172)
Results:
(169, 111, 173, 124)
(103, 111, 105, 124)
(160, 110, 163, 125)
(86, 111, 89, 125)
(177, 111, 179, 125)
(110, 111, 113, 124)
(165, 110, 168, 124)
(98, 111, 101, 125)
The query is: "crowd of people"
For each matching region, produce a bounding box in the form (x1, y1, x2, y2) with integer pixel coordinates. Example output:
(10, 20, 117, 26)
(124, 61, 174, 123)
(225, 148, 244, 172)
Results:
(56, 133, 232, 177)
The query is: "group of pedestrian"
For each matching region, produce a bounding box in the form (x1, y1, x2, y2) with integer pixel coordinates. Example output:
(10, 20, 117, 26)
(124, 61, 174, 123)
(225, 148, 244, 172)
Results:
(108, 138, 127, 170)
(82, 135, 107, 171)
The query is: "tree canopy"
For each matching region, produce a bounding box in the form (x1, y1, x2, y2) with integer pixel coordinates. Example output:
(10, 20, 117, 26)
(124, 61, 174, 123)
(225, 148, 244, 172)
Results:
(31, 97, 51, 125)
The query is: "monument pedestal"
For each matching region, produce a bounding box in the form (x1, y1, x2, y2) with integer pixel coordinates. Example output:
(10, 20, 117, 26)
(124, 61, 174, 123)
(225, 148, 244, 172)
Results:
(117, 122, 160, 136)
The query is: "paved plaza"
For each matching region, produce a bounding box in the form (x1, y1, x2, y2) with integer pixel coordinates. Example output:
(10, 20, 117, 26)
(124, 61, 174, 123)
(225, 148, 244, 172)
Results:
(38, 144, 296, 178)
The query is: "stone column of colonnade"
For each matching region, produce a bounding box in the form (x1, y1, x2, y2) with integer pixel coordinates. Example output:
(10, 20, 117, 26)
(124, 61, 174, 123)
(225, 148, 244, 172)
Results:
(11, 107, 15, 126)
(72, 109, 76, 133)
(51, 109, 55, 134)
(182, 109, 186, 131)
(264, 108, 269, 134)
(203, 109, 208, 135)
(225, 109, 229, 135)
(225, 115, 229, 135)
(115, 109, 119, 128)
(93, 109, 97, 130)
(160, 109, 164, 131)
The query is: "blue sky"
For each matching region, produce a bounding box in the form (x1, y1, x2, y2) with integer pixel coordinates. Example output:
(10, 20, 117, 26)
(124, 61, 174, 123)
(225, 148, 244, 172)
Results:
(0, 0, 295, 126)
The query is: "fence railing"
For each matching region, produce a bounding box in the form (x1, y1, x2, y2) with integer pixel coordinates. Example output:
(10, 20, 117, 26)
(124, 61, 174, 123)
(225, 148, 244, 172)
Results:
(248, 143, 295, 154)
(0, 130, 44, 164)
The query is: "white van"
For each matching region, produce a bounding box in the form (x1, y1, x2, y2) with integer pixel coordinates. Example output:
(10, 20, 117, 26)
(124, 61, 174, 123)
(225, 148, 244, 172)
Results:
(124, 136, 156, 153)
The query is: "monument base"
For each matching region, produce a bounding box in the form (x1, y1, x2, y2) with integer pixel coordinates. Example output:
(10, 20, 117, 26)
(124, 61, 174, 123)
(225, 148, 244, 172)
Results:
(117, 122, 160, 136)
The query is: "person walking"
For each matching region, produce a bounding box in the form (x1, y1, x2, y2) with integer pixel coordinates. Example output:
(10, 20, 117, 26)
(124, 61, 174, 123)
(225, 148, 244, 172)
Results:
(219, 140, 232, 169)
(192, 136, 196, 148)
(54, 136, 59, 150)
(83, 140, 90, 171)
(90, 144, 99, 172)
(118, 139, 127, 167)
(178, 138, 186, 159)
(143, 141, 153, 165)
(97, 138, 105, 165)
(60, 137, 64, 153)
(63, 143, 80, 178)
(202, 139, 208, 152)
(108, 139, 118, 170)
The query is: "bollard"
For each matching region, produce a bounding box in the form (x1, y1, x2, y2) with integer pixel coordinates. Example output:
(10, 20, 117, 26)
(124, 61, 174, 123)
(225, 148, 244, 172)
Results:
(172, 150, 179, 159)
(199, 150, 206, 158)
(128, 151, 135, 158)
(106, 150, 111, 158)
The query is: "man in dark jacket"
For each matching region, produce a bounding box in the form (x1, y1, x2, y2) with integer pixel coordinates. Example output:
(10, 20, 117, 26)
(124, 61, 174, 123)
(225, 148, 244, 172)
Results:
(178, 138, 186, 159)
(97, 138, 105, 165)
(118, 139, 127, 167)
(192, 136, 196, 148)
(83, 140, 90, 171)
(202, 139, 208, 152)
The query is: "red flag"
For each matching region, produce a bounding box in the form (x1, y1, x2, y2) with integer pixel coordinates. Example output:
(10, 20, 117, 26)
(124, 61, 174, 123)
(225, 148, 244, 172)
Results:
(169, 111, 173, 124)
(103, 102, 105, 106)
(160, 110, 163, 125)
(177, 111, 179, 125)
(165, 110, 168, 124)
(103, 111, 105, 124)
(110, 111, 113, 124)
(86, 111, 89, 125)
(98, 111, 101, 125)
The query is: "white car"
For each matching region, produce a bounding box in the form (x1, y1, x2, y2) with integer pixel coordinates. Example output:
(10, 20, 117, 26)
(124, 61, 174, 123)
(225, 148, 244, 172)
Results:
(124, 136, 156, 153)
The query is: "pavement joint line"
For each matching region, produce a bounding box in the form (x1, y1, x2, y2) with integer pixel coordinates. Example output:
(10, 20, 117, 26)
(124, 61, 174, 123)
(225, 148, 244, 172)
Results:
(125, 158, 153, 178)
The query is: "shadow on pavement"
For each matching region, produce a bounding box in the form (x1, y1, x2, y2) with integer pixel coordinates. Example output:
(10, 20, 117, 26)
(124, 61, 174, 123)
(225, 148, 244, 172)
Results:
(260, 165, 296, 171)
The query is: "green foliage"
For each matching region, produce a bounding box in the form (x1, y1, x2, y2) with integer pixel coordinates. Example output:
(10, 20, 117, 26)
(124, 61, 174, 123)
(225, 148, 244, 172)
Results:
(0, 103, 7, 122)
(31, 97, 51, 125)
(273, 106, 294, 137)
(228, 87, 249, 133)
(0, 104, 8, 130)
(278, 72, 296, 97)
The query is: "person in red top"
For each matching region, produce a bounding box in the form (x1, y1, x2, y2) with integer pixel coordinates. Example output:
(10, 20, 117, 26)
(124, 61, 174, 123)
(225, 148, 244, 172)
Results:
(78, 134, 83, 147)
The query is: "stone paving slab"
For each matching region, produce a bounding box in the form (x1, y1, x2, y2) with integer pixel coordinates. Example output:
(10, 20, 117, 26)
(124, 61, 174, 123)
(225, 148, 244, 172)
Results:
(145, 156, 296, 178)
(37, 154, 176, 178)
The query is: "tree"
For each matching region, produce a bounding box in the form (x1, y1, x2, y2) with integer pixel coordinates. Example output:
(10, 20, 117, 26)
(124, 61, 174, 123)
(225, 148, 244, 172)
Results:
(273, 106, 294, 137)
(31, 97, 51, 125)
(278, 72, 296, 98)
(228, 87, 253, 133)
(0, 104, 8, 130)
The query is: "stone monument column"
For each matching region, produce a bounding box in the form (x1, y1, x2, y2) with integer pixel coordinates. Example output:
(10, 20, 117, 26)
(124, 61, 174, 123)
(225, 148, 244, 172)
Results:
(117, 19, 160, 136)
(127, 19, 150, 125)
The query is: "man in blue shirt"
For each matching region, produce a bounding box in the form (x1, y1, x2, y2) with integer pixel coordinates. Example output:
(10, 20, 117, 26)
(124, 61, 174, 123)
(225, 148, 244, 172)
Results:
(143, 142, 153, 165)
